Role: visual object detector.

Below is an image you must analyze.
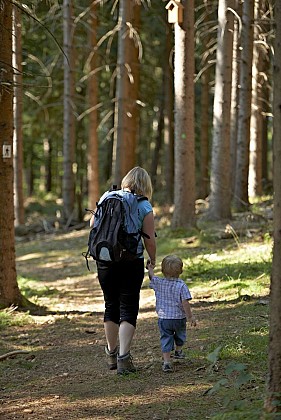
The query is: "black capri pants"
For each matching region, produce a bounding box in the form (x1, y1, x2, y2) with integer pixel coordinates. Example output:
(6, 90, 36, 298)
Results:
(97, 258, 144, 328)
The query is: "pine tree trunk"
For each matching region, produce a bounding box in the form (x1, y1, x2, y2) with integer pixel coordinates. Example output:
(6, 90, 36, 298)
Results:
(230, 1, 241, 193)
(233, 0, 255, 211)
(113, 0, 137, 186)
(12, 5, 24, 226)
(62, 0, 75, 220)
(265, 0, 281, 412)
(198, 9, 211, 200)
(172, 0, 196, 228)
(260, 18, 270, 186)
(199, 69, 210, 200)
(0, 2, 24, 308)
(124, 1, 140, 175)
(44, 138, 52, 192)
(151, 104, 164, 188)
(87, 2, 100, 209)
(163, 25, 174, 204)
(207, 0, 235, 221)
(249, 0, 263, 199)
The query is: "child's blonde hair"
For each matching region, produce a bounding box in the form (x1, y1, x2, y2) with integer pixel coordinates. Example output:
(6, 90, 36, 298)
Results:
(161, 255, 183, 279)
(121, 167, 153, 200)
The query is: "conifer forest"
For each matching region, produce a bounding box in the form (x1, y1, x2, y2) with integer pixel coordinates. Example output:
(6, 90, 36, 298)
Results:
(1, 0, 281, 417)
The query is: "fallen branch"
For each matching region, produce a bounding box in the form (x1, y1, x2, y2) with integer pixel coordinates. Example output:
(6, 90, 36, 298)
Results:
(0, 350, 30, 361)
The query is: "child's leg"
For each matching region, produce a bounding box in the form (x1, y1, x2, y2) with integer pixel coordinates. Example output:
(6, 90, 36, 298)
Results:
(162, 351, 171, 363)
(158, 319, 174, 362)
(174, 318, 187, 356)
(175, 344, 183, 352)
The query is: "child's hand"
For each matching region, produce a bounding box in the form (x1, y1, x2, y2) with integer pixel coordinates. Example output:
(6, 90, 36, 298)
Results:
(146, 259, 155, 270)
(189, 316, 197, 327)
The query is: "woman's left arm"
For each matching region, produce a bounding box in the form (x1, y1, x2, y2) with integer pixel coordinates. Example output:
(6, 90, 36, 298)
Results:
(142, 211, 156, 267)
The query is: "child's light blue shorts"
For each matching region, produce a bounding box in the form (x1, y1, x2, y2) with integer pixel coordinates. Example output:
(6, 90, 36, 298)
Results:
(158, 318, 187, 353)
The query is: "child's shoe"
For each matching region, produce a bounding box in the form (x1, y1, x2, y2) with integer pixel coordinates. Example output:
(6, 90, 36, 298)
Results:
(117, 352, 136, 375)
(105, 346, 118, 370)
(174, 349, 185, 359)
(162, 362, 173, 372)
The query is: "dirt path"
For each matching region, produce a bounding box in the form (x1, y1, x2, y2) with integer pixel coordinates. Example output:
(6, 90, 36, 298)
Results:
(0, 269, 218, 420)
(0, 231, 268, 419)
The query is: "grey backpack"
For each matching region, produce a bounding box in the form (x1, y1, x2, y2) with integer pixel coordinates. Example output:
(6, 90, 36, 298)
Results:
(83, 188, 149, 269)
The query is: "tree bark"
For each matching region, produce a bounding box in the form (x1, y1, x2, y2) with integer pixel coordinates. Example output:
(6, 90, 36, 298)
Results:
(87, 2, 100, 209)
(125, 1, 141, 175)
(12, 5, 24, 226)
(199, 65, 211, 200)
(233, 0, 255, 211)
(198, 6, 212, 201)
(113, 0, 139, 186)
(172, 0, 196, 228)
(163, 24, 174, 204)
(248, 0, 263, 199)
(264, 0, 281, 413)
(207, 0, 235, 221)
(62, 0, 75, 220)
(0, 2, 24, 308)
(230, 0, 241, 193)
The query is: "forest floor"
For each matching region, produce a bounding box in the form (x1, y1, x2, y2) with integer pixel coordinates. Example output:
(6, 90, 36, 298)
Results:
(0, 210, 272, 420)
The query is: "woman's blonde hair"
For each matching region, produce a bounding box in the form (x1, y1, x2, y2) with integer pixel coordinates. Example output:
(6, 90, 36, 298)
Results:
(161, 255, 183, 279)
(121, 166, 153, 199)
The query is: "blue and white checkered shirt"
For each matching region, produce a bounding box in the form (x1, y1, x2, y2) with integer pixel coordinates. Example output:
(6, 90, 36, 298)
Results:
(149, 276, 192, 319)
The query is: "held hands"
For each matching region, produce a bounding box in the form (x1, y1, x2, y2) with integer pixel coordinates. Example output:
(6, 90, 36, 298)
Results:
(146, 259, 156, 270)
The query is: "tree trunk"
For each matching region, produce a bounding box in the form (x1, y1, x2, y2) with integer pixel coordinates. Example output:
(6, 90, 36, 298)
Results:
(264, 0, 281, 413)
(207, 0, 235, 221)
(172, 0, 196, 228)
(0, 2, 24, 309)
(113, 0, 137, 186)
(248, 0, 263, 199)
(233, 0, 255, 211)
(163, 24, 174, 204)
(87, 2, 100, 209)
(62, 0, 75, 220)
(259, 14, 270, 187)
(124, 1, 141, 175)
(151, 104, 164, 188)
(44, 138, 52, 192)
(199, 65, 210, 200)
(230, 0, 241, 193)
(198, 7, 212, 201)
(12, 5, 24, 226)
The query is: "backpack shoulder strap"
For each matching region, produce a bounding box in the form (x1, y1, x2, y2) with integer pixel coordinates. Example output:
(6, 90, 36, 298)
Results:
(137, 195, 148, 202)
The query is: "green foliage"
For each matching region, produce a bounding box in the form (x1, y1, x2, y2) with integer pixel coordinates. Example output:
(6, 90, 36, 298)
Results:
(206, 348, 254, 403)
(207, 345, 223, 367)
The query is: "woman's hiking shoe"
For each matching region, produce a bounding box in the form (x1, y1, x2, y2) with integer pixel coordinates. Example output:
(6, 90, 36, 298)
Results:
(174, 349, 185, 359)
(162, 362, 173, 373)
(105, 346, 118, 370)
(117, 352, 136, 375)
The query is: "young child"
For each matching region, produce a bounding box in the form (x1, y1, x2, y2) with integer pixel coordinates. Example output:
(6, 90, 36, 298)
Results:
(147, 255, 197, 372)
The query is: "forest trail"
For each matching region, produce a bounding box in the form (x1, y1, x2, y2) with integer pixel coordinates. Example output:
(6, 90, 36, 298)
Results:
(0, 273, 212, 419)
(0, 230, 268, 419)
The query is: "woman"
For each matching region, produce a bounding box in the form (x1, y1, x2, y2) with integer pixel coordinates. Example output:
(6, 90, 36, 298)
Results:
(91, 167, 156, 375)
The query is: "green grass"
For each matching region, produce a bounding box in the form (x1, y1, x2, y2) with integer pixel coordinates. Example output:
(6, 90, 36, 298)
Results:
(0, 308, 32, 329)
(18, 276, 58, 300)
